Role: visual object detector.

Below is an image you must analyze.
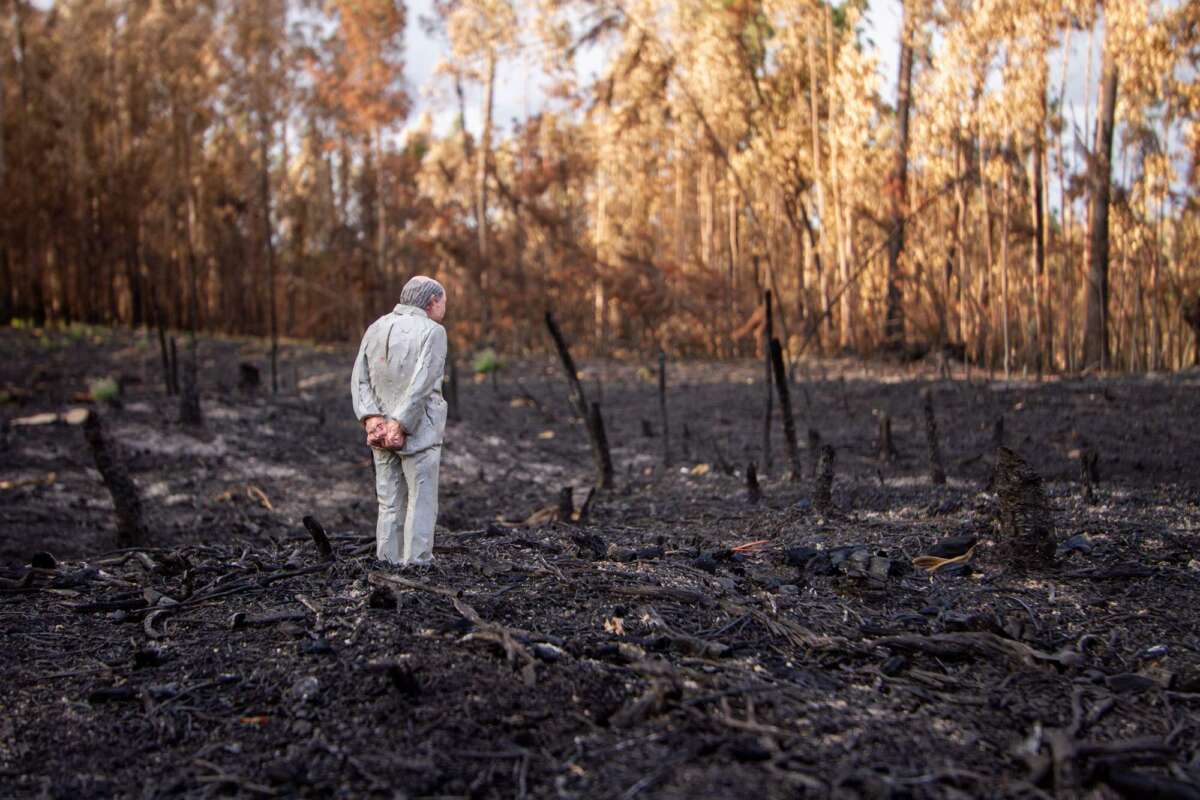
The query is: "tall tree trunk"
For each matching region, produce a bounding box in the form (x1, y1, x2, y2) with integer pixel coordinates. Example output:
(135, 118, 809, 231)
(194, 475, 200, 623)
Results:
(1083, 45, 1118, 370)
(1029, 74, 1047, 377)
(884, 1, 915, 348)
(476, 50, 496, 340)
(260, 118, 278, 394)
(824, 7, 851, 351)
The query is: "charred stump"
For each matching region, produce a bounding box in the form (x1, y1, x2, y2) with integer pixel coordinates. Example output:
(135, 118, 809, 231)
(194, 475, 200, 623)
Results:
(769, 338, 803, 481)
(82, 411, 148, 548)
(238, 363, 260, 393)
(813, 445, 836, 514)
(922, 389, 946, 485)
(746, 462, 762, 504)
(992, 447, 1055, 570)
(302, 515, 335, 562)
(877, 413, 898, 463)
(807, 428, 821, 479)
(992, 415, 1005, 448)
(1080, 448, 1100, 504)
(558, 487, 575, 521)
(179, 338, 203, 427)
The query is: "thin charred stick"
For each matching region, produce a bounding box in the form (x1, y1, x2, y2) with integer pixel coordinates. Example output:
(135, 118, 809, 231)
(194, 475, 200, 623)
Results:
(746, 462, 762, 504)
(807, 428, 821, 479)
(156, 318, 174, 396)
(1080, 448, 1099, 504)
(813, 444, 836, 514)
(658, 351, 670, 467)
(992, 447, 1055, 570)
(82, 411, 148, 548)
(769, 338, 803, 481)
(302, 515, 335, 562)
(922, 389, 946, 484)
(168, 335, 180, 396)
(761, 290, 774, 475)
(588, 401, 615, 490)
(179, 338, 202, 427)
(878, 413, 898, 463)
(545, 311, 612, 489)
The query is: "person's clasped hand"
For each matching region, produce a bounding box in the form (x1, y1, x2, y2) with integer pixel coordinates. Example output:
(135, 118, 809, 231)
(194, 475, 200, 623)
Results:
(364, 416, 405, 450)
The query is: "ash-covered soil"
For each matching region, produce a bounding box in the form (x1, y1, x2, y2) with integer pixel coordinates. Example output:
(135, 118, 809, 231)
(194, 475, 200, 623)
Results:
(2, 325, 1200, 798)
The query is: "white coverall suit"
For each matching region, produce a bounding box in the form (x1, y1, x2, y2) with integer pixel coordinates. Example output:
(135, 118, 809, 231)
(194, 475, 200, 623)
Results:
(351, 304, 449, 565)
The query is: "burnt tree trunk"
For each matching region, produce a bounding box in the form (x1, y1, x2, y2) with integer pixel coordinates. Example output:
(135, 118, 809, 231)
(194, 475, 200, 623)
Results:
(546, 311, 613, 490)
(769, 338, 803, 481)
(992, 447, 1055, 570)
(761, 291, 774, 474)
(658, 351, 670, 467)
(1083, 44, 1118, 370)
(82, 411, 147, 547)
(884, 0, 916, 348)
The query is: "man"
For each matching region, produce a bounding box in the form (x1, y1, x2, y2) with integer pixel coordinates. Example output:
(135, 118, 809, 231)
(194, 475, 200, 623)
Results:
(351, 276, 449, 565)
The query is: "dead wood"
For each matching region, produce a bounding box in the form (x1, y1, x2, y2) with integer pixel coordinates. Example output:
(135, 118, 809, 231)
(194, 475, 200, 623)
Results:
(991, 447, 1055, 570)
(302, 515, 335, 562)
(745, 462, 761, 504)
(807, 428, 821, 478)
(922, 388, 947, 484)
(873, 632, 1083, 668)
(545, 311, 613, 490)
(658, 350, 670, 467)
(761, 290, 774, 475)
(178, 337, 202, 427)
(82, 411, 148, 548)
(1080, 448, 1099, 504)
(587, 401, 615, 490)
(813, 444, 836, 513)
(769, 338, 803, 481)
(877, 412, 898, 463)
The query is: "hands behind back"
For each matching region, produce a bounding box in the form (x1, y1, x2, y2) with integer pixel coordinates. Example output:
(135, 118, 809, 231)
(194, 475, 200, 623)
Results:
(364, 416, 406, 450)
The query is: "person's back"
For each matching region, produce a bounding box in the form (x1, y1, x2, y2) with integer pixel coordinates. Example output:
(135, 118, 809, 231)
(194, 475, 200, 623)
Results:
(350, 276, 449, 566)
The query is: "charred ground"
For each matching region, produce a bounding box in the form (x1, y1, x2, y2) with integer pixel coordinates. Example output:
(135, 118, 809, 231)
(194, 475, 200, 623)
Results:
(2, 325, 1200, 798)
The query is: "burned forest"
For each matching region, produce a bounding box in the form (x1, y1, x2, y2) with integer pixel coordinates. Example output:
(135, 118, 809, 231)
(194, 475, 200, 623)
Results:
(3, 325, 1200, 798)
(5, 0, 1200, 797)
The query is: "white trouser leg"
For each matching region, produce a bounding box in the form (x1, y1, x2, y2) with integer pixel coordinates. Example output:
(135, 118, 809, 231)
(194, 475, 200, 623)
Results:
(400, 446, 441, 564)
(373, 447, 408, 564)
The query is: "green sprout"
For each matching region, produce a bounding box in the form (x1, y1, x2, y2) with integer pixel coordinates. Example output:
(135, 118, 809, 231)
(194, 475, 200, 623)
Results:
(472, 347, 502, 375)
(89, 377, 120, 404)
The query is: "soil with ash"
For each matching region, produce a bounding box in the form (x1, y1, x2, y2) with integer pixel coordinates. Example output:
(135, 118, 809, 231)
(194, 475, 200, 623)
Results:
(3, 325, 1200, 798)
